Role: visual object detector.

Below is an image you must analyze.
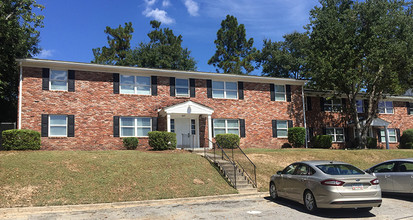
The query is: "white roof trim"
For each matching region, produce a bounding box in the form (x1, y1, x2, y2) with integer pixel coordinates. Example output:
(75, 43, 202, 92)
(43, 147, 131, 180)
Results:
(18, 58, 306, 85)
(161, 101, 214, 115)
(362, 118, 391, 127)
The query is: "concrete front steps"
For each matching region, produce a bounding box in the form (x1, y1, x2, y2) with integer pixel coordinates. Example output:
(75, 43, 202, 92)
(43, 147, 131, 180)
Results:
(202, 153, 257, 194)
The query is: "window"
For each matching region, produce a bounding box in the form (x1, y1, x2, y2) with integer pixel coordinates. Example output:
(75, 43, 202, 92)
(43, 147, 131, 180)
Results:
(326, 128, 344, 142)
(408, 103, 413, 115)
(294, 164, 315, 176)
(176, 78, 189, 96)
(356, 100, 364, 113)
(212, 81, 238, 99)
(191, 119, 196, 135)
(316, 164, 364, 175)
(276, 120, 288, 137)
(371, 162, 396, 173)
(282, 164, 298, 175)
(50, 70, 68, 91)
(213, 119, 239, 136)
(170, 119, 175, 133)
(380, 128, 397, 143)
(120, 75, 151, 95)
(324, 99, 342, 112)
(398, 162, 413, 172)
(120, 117, 151, 137)
(378, 101, 393, 114)
(274, 85, 286, 101)
(49, 115, 67, 137)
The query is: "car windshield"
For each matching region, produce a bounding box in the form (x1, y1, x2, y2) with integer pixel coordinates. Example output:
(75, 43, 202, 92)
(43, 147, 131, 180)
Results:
(316, 164, 364, 175)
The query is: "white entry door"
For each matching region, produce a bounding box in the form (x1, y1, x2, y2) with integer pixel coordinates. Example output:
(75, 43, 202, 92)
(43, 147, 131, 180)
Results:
(174, 118, 198, 148)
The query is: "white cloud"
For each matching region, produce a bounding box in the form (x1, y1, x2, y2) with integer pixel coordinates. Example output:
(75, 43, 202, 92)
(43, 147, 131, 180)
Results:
(35, 49, 54, 59)
(145, 0, 157, 7)
(162, 0, 171, 7)
(143, 8, 175, 24)
(184, 0, 199, 16)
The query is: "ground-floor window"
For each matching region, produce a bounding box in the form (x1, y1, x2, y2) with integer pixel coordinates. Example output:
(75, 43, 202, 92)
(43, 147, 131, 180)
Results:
(326, 128, 344, 143)
(276, 120, 288, 138)
(213, 119, 239, 136)
(49, 115, 67, 137)
(120, 117, 151, 137)
(380, 128, 397, 143)
(170, 119, 175, 133)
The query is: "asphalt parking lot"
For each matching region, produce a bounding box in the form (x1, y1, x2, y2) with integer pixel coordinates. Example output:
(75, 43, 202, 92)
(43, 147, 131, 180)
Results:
(1, 193, 413, 220)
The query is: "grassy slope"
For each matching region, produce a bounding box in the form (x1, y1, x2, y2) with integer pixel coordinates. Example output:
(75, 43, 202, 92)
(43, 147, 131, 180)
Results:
(0, 150, 237, 208)
(242, 149, 413, 192)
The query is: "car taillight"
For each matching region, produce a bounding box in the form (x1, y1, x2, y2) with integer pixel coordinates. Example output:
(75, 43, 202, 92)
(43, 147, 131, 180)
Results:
(370, 179, 380, 185)
(321, 179, 345, 186)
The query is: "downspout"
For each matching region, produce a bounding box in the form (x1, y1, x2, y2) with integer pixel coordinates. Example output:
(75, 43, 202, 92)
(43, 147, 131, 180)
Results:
(302, 85, 308, 148)
(18, 62, 23, 129)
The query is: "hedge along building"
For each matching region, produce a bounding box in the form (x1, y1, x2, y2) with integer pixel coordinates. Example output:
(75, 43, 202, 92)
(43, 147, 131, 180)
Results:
(17, 59, 306, 150)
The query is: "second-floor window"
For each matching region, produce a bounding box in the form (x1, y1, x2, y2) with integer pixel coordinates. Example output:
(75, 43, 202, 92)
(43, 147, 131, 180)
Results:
(212, 81, 237, 99)
(176, 78, 189, 97)
(378, 101, 393, 114)
(324, 99, 342, 112)
(120, 75, 151, 95)
(356, 100, 364, 113)
(50, 70, 68, 91)
(274, 85, 286, 101)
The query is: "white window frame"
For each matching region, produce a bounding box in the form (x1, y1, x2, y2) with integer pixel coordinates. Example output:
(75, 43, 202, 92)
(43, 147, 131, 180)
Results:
(326, 127, 345, 143)
(274, 84, 286, 101)
(175, 78, 189, 97)
(409, 103, 413, 115)
(212, 81, 238, 99)
(213, 119, 239, 137)
(50, 69, 68, 91)
(48, 115, 67, 137)
(276, 120, 288, 138)
(380, 128, 397, 143)
(324, 99, 342, 112)
(120, 75, 151, 95)
(378, 101, 394, 114)
(120, 117, 152, 137)
(356, 100, 364, 113)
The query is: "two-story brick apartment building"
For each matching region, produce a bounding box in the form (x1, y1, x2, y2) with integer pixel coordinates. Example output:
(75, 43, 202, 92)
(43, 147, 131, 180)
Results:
(17, 59, 306, 150)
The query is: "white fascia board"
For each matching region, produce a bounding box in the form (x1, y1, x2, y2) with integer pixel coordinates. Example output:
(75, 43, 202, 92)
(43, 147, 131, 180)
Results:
(18, 58, 306, 86)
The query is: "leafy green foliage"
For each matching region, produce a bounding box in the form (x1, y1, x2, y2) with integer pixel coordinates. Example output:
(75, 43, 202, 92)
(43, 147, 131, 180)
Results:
(215, 134, 240, 149)
(366, 137, 378, 149)
(208, 15, 257, 74)
(2, 129, 40, 150)
(122, 137, 139, 150)
(305, 0, 413, 148)
(148, 131, 176, 150)
(258, 32, 309, 79)
(311, 135, 332, 149)
(92, 21, 196, 71)
(400, 129, 413, 149)
(0, 0, 44, 122)
(287, 127, 306, 148)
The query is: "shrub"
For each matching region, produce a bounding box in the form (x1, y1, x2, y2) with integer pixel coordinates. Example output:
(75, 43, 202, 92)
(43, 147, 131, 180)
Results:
(2, 129, 41, 150)
(288, 127, 306, 148)
(122, 137, 139, 150)
(148, 131, 176, 150)
(311, 135, 332, 149)
(215, 134, 240, 149)
(366, 137, 378, 149)
(281, 143, 292, 148)
(400, 129, 413, 149)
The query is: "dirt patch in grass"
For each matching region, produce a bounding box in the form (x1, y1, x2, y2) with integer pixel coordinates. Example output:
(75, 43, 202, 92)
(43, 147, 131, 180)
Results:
(1, 185, 39, 207)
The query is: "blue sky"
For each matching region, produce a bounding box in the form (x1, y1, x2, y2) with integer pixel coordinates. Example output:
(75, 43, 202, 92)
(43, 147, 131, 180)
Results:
(35, 0, 319, 74)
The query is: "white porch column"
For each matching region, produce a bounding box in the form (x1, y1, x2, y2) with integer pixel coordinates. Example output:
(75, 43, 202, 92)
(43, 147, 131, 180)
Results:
(384, 126, 390, 150)
(208, 115, 212, 149)
(167, 114, 171, 132)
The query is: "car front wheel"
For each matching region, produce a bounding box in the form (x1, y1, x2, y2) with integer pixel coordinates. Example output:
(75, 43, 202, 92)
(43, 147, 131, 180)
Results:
(269, 182, 278, 200)
(304, 190, 317, 212)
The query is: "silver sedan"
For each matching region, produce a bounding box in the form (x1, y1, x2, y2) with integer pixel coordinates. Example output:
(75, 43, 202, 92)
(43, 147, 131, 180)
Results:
(366, 158, 413, 193)
(269, 161, 382, 212)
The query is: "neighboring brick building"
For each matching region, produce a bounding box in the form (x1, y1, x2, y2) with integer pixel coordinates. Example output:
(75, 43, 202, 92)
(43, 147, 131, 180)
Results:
(18, 59, 305, 150)
(17, 59, 413, 150)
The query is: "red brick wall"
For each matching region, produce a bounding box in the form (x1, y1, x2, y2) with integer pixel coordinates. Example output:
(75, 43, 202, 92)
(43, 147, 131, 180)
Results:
(20, 67, 304, 150)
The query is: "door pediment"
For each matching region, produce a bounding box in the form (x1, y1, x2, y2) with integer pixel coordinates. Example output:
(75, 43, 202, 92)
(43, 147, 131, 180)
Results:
(161, 101, 214, 115)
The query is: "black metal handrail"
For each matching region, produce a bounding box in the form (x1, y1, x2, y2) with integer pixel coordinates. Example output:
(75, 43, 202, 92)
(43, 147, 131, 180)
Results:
(232, 144, 257, 188)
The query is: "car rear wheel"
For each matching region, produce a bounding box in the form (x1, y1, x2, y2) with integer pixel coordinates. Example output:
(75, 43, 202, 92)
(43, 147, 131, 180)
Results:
(269, 182, 278, 200)
(304, 190, 317, 212)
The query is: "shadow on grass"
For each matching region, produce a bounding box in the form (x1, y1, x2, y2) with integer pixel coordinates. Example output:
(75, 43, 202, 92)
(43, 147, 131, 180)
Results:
(264, 196, 376, 218)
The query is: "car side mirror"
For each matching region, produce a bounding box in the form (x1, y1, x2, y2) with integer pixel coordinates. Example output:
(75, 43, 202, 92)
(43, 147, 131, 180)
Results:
(277, 171, 282, 175)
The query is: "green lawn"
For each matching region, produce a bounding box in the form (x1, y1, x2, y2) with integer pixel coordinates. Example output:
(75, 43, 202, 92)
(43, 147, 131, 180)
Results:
(0, 150, 237, 208)
(242, 148, 413, 192)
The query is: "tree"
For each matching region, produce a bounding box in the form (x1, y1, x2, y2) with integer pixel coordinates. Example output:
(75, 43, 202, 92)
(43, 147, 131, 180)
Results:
(92, 22, 134, 66)
(258, 32, 309, 79)
(208, 15, 257, 74)
(0, 0, 44, 122)
(132, 20, 196, 71)
(305, 0, 413, 148)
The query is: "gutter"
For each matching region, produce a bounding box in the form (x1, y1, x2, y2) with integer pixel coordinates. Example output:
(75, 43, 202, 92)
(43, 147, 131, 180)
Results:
(18, 61, 23, 129)
(302, 85, 308, 148)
